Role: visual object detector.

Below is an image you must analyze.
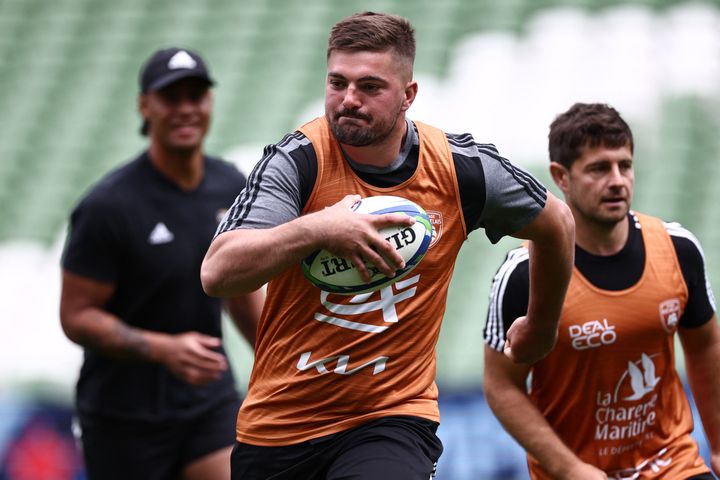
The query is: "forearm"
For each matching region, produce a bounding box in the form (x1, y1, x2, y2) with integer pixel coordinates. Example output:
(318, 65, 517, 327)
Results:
(526, 241, 572, 330)
(202, 194, 414, 296)
(504, 195, 574, 363)
(491, 397, 580, 476)
(485, 366, 582, 477)
(225, 288, 264, 348)
(526, 196, 574, 329)
(202, 216, 321, 296)
(62, 306, 169, 362)
(683, 327, 720, 464)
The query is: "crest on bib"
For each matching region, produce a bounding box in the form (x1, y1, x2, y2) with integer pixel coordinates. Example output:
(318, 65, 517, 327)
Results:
(658, 298, 681, 332)
(426, 210, 443, 248)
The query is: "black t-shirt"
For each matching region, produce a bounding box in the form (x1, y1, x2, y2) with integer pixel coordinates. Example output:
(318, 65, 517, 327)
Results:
(485, 213, 715, 340)
(62, 151, 246, 422)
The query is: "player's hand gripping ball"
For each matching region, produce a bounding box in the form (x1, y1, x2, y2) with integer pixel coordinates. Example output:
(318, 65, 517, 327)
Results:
(302, 196, 433, 294)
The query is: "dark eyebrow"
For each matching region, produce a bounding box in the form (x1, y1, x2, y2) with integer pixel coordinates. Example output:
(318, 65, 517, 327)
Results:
(327, 72, 389, 84)
(584, 159, 609, 168)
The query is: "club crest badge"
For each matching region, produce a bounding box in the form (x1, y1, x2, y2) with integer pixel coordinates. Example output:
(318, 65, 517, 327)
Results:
(658, 298, 681, 332)
(426, 210, 443, 248)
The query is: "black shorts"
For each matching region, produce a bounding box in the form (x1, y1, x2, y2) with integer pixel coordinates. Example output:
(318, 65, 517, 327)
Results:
(77, 396, 240, 480)
(231, 415, 443, 480)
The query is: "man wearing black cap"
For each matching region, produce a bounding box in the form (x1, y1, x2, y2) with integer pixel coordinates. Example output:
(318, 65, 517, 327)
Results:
(60, 47, 263, 480)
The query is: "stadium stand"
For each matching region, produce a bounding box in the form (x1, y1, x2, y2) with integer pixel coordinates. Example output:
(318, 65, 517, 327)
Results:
(0, 1, 719, 477)
(0, 0, 719, 385)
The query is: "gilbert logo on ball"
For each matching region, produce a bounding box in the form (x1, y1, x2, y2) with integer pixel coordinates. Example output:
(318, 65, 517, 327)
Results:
(302, 196, 433, 294)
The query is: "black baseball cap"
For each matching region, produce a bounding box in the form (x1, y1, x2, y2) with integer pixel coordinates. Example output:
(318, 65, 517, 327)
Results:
(138, 47, 215, 135)
(139, 47, 215, 93)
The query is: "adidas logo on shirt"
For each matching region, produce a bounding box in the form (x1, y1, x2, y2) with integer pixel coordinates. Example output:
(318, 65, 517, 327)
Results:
(148, 222, 174, 245)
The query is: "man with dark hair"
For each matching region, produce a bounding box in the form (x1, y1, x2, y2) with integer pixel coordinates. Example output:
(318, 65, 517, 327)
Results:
(60, 47, 263, 480)
(484, 102, 720, 479)
(201, 12, 575, 480)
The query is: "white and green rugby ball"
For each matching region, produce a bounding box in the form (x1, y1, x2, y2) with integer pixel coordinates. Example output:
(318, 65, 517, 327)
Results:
(301, 195, 433, 294)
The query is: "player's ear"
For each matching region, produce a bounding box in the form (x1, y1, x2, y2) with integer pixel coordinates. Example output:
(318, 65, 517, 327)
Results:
(138, 94, 149, 120)
(549, 162, 570, 193)
(401, 80, 418, 112)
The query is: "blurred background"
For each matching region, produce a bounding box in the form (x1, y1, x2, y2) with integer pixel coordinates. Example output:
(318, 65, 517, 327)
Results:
(1, 0, 719, 478)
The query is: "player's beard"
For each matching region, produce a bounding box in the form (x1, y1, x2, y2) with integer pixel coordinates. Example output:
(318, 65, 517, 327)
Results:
(328, 105, 402, 147)
(576, 201, 630, 230)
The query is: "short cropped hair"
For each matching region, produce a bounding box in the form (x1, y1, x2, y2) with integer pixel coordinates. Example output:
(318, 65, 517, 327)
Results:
(548, 103, 634, 168)
(327, 11, 416, 68)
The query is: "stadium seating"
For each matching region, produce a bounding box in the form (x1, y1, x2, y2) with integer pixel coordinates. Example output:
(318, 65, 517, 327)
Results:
(2, 1, 719, 478)
(1, 0, 720, 386)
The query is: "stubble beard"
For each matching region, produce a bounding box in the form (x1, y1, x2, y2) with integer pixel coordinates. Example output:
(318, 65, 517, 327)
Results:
(328, 106, 402, 147)
(580, 203, 630, 231)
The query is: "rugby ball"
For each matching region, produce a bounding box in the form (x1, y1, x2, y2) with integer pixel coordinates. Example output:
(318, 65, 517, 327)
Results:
(301, 195, 432, 294)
